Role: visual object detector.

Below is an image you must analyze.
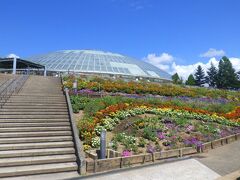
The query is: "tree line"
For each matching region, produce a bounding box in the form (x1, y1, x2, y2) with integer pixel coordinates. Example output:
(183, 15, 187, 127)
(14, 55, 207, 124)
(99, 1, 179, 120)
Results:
(172, 56, 240, 89)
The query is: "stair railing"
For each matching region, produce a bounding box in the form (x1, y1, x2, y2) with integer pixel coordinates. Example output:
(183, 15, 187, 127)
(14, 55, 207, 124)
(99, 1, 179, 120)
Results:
(0, 78, 14, 93)
(0, 75, 29, 108)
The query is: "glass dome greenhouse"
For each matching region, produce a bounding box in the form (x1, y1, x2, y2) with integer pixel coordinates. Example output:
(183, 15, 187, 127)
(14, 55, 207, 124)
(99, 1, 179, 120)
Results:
(27, 50, 171, 81)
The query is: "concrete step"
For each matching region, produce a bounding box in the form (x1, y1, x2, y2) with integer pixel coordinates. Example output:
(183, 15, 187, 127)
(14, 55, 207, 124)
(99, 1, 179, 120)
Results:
(0, 126, 71, 132)
(9, 95, 65, 98)
(8, 93, 63, 96)
(0, 136, 73, 144)
(8, 99, 66, 103)
(0, 162, 77, 178)
(4, 103, 67, 106)
(0, 111, 68, 115)
(0, 115, 69, 119)
(11, 94, 64, 97)
(1, 171, 79, 180)
(0, 154, 76, 167)
(0, 122, 70, 127)
(10, 96, 64, 99)
(0, 148, 75, 158)
(0, 141, 74, 151)
(2, 106, 67, 109)
(0, 109, 68, 112)
(0, 118, 69, 123)
(0, 119, 69, 123)
(7, 100, 66, 103)
(0, 131, 72, 138)
(17, 93, 64, 96)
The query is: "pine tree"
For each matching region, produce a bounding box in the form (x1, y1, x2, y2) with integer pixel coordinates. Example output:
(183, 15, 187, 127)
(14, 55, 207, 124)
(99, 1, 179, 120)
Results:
(237, 71, 240, 80)
(171, 73, 183, 84)
(194, 65, 205, 86)
(216, 56, 238, 88)
(185, 74, 196, 86)
(206, 62, 218, 87)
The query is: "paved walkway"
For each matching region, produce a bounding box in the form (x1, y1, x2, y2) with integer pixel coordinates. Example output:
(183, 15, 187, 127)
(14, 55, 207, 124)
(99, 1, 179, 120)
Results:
(81, 159, 220, 180)
(80, 141, 240, 180)
(196, 141, 240, 176)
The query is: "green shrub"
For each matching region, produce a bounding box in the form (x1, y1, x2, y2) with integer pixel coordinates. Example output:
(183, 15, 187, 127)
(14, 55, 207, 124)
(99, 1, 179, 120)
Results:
(138, 138, 147, 147)
(70, 96, 90, 113)
(143, 127, 157, 141)
(174, 117, 189, 127)
(83, 99, 106, 117)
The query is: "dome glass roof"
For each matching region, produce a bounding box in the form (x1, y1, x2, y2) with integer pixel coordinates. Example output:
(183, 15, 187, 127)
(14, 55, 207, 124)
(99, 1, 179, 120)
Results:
(27, 50, 171, 80)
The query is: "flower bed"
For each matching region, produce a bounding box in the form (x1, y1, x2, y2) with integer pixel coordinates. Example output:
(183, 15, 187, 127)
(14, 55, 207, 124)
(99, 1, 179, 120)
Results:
(79, 104, 240, 154)
(63, 76, 240, 157)
(63, 76, 240, 100)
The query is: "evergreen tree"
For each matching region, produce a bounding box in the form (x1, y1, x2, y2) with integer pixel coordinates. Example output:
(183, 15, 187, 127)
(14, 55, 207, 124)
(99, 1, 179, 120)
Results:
(185, 74, 196, 86)
(237, 71, 240, 80)
(206, 62, 218, 87)
(179, 77, 183, 85)
(216, 56, 238, 88)
(194, 65, 205, 86)
(171, 73, 183, 84)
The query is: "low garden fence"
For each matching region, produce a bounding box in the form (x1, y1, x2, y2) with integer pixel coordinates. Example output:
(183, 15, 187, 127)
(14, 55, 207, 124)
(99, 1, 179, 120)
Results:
(85, 133, 240, 174)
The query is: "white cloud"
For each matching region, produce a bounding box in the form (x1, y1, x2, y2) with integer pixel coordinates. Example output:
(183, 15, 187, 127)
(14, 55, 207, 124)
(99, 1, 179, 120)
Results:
(144, 52, 174, 71)
(7, 54, 20, 58)
(145, 53, 174, 64)
(144, 52, 240, 81)
(171, 58, 218, 80)
(171, 57, 240, 80)
(200, 48, 225, 58)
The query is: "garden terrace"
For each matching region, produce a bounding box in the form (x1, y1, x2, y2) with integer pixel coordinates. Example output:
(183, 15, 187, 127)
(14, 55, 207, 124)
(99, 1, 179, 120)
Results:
(63, 76, 240, 100)
(64, 75, 240, 159)
(69, 93, 240, 155)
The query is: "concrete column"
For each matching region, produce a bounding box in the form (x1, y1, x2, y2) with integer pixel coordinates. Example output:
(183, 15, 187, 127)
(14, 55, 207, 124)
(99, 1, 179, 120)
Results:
(100, 130, 106, 159)
(12, 57, 17, 75)
(27, 66, 30, 75)
(44, 68, 47, 76)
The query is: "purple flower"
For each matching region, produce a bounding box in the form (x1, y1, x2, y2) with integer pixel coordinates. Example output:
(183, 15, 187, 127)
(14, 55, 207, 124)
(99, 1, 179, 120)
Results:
(232, 127, 240, 134)
(78, 89, 94, 94)
(157, 132, 165, 140)
(186, 125, 194, 132)
(146, 145, 155, 153)
(122, 150, 132, 157)
(165, 123, 174, 129)
(184, 137, 203, 148)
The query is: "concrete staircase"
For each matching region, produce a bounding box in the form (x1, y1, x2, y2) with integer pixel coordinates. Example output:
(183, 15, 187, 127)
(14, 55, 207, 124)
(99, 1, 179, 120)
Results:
(0, 76, 79, 178)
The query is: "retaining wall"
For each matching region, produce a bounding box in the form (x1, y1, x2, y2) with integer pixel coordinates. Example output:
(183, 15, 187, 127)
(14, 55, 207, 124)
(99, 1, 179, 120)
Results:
(85, 133, 240, 174)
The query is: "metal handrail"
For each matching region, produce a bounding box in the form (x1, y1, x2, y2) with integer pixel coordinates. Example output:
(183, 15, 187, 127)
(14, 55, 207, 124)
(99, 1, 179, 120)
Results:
(0, 79, 13, 93)
(0, 78, 11, 88)
(0, 75, 29, 108)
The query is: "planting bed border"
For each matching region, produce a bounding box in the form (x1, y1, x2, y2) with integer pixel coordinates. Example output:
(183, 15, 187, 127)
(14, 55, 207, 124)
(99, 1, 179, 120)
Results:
(85, 133, 240, 174)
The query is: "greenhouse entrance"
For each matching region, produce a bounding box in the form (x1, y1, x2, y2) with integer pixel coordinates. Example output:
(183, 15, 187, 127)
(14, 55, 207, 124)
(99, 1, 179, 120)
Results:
(0, 57, 46, 76)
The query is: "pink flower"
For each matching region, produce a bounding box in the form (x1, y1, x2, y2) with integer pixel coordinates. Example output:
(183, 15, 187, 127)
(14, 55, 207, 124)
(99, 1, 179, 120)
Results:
(122, 150, 132, 157)
(186, 125, 194, 132)
(157, 132, 165, 140)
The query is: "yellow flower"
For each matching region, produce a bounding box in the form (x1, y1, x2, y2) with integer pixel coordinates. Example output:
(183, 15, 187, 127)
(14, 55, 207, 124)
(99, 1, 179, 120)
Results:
(212, 113, 220, 118)
(83, 145, 91, 151)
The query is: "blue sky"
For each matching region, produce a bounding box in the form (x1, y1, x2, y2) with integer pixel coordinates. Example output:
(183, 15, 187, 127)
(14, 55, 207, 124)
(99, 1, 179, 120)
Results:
(0, 0, 240, 78)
